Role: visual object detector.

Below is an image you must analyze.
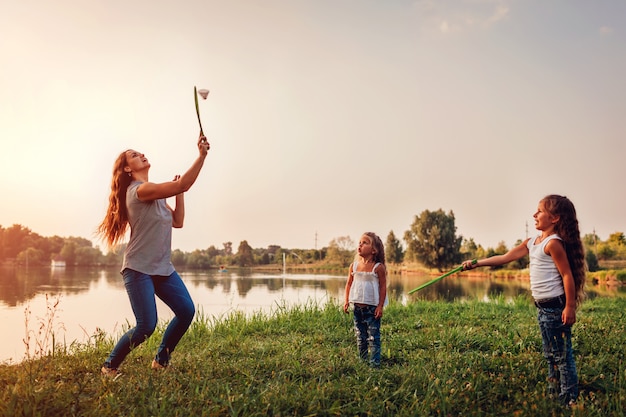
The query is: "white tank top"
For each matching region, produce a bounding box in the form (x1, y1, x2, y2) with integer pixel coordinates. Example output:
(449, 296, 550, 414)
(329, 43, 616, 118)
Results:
(348, 261, 388, 307)
(527, 235, 565, 300)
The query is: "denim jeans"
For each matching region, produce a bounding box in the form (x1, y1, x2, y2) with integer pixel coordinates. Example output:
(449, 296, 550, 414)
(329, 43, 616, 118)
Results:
(104, 268, 195, 369)
(537, 305, 578, 404)
(352, 304, 381, 367)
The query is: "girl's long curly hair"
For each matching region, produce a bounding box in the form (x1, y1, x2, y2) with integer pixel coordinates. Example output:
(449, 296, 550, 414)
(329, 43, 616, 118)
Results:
(542, 194, 586, 307)
(96, 151, 133, 249)
(360, 232, 386, 265)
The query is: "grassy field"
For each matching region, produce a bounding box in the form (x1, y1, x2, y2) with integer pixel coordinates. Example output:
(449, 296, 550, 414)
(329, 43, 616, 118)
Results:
(1, 295, 624, 416)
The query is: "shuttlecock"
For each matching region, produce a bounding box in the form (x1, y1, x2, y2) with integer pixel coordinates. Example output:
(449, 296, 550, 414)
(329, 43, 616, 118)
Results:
(198, 89, 209, 100)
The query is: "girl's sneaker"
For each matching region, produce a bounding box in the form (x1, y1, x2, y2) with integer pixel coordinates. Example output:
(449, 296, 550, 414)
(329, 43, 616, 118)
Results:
(547, 377, 559, 398)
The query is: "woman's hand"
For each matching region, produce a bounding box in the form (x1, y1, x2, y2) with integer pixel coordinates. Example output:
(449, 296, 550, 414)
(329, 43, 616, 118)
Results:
(172, 175, 182, 194)
(198, 135, 210, 157)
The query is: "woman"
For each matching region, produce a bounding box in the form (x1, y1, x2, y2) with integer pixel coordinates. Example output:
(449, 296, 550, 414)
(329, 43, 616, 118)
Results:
(97, 135, 210, 376)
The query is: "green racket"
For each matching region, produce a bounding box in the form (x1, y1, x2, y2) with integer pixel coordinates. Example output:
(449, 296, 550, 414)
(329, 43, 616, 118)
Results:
(407, 259, 477, 294)
(194, 86, 207, 136)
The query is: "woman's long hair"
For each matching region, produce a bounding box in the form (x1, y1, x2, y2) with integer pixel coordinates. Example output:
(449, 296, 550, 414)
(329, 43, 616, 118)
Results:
(96, 151, 133, 249)
(542, 194, 586, 307)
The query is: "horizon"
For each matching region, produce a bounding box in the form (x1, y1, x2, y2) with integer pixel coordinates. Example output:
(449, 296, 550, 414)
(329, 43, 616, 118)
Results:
(1, 219, 621, 255)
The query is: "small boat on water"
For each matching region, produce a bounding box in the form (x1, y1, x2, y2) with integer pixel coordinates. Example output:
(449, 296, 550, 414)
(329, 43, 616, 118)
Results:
(51, 259, 66, 268)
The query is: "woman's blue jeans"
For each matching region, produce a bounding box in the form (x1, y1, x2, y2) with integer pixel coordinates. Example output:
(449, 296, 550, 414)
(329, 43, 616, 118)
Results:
(104, 268, 195, 369)
(352, 304, 381, 367)
(537, 306, 578, 404)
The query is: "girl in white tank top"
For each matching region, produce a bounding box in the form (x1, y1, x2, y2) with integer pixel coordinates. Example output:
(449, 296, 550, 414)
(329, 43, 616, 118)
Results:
(343, 232, 388, 367)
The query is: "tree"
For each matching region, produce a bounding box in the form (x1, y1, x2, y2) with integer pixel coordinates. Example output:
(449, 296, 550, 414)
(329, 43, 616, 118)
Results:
(460, 238, 479, 260)
(403, 242, 417, 263)
(385, 231, 404, 264)
(326, 236, 355, 267)
(236, 240, 254, 267)
(60, 241, 78, 266)
(16, 248, 45, 266)
(206, 245, 221, 259)
(586, 251, 599, 272)
(187, 250, 211, 269)
(483, 241, 508, 270)
(171, 249, 187, 268)
(403, 209, 462, 271)
(511, 240, 529, 269)
(103, 250, 122, 267)
(47, 236, 66, 256)
(597, 243, 616, 261)
(2, 224, 32, 259)
(74, 246, 101, 265)
(607, 232, 626, 247)
(582, 233, 599, 248)
(258, 253, 270, 265)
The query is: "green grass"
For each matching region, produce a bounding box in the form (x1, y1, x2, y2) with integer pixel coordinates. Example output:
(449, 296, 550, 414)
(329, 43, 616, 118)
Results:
(1, 296, 624, 416)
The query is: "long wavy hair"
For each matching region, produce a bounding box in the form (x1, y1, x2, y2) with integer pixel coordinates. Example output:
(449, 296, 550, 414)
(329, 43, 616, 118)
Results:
(358, 232, 386, 265)
(542, 194, 586, 307)
(96, 151, 133, 249)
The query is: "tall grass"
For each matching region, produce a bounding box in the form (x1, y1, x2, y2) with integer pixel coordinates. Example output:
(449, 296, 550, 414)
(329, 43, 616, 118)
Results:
(0, 296, 624, 416)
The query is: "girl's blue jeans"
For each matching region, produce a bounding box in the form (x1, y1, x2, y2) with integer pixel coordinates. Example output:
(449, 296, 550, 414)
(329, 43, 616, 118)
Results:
(537, 305, 578, 404)
(104, 268, 195, 369)
(352, 304, 381, 367)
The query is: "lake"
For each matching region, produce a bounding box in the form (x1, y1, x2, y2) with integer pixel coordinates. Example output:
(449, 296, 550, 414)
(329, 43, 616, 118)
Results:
(0, 266, 621, 364)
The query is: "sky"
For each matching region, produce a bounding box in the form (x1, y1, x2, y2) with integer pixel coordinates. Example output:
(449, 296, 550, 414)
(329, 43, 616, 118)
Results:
(1, 0, 625, 254)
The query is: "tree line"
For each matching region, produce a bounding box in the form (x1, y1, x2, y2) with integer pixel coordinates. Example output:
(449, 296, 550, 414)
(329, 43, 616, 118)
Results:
(2, 209, 624, 271)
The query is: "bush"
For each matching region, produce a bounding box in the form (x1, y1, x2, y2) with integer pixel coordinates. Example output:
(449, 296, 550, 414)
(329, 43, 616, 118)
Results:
(586, 251, 599, 272)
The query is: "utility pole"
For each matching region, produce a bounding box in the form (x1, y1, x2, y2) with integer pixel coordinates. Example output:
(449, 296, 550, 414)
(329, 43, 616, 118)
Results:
(525, 221, 528, 239)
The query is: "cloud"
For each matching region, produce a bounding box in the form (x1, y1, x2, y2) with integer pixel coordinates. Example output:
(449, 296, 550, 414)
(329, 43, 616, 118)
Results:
(412, 0, 510, 35)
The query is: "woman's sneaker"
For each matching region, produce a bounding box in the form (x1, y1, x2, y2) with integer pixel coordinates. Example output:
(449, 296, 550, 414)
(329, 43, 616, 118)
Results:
(101, 366, 121, 379)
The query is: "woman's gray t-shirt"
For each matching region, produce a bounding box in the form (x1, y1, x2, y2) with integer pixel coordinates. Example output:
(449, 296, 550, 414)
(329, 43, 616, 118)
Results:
(121, 181, 175, 276)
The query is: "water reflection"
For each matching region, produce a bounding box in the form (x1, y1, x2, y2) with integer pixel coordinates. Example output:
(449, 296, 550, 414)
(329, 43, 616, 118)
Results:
(1, 266, 622, 308)
(0, 266, 622, 363)
(0, 266, 107, 307)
